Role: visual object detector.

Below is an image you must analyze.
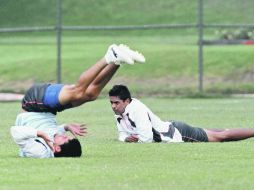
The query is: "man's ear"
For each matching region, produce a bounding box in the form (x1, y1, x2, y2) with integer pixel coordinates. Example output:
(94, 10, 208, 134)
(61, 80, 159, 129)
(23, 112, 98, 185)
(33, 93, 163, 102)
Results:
(53, 145, 61, 153)
(125, 98, 131, 104)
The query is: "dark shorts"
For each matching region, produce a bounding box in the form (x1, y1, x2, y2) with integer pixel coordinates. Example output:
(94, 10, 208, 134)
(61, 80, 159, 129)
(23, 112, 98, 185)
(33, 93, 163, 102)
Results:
(171, 120, 208, 142)
(22, 83, 72, 114)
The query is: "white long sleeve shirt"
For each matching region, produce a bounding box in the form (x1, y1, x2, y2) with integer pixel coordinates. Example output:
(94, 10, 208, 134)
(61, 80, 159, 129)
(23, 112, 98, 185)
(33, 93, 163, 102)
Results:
(114, 98, 183, 143)
(10, 112, 66, 158)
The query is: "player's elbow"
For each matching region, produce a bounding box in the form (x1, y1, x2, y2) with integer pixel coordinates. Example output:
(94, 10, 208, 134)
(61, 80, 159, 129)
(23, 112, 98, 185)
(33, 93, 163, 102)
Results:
(139, 135, 153, 143)
(139, 138, 153, 143)
(118, 137, 126, 142)
(10, 126, 18, 139)
(118, 134, 128, 142)
(10, 126, 21, 144)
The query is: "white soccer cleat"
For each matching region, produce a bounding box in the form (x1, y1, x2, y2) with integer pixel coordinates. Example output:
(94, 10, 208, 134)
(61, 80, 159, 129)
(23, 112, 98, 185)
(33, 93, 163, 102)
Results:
(118, 44, 146, 63)
(104, 44, 134, 65)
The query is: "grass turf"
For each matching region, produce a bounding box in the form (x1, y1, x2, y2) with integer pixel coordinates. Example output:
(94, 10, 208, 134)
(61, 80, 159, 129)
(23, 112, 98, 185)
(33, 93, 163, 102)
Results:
(1, 97, 254, 190)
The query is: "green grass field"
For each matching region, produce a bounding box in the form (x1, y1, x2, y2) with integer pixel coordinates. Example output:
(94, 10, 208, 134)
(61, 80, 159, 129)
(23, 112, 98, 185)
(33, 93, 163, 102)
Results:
(1, 98, 254, 190)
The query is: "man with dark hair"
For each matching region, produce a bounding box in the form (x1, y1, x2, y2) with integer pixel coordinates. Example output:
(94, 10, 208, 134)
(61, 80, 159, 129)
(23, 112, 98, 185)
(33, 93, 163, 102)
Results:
(54, 139, 82, 158)
(11, 44, 145, 158)
(11, 123, 84, 158)
(109, 84, 254, 143)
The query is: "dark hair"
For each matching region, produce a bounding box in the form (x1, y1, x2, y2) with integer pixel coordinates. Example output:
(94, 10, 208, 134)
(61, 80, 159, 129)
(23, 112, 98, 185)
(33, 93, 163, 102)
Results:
(54, 139, 82, 157)
(108, 85, 131, 100)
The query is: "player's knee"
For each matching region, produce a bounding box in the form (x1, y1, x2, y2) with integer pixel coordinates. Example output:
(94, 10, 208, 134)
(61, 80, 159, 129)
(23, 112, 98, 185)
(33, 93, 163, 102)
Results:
(73, 91, 96, 102)
(82, 91, 99, 101)
(84, 88, 101, 101)
(85, 92, 98, 101)
(207, 131, 226, 142)
(215, 133, 228, 142)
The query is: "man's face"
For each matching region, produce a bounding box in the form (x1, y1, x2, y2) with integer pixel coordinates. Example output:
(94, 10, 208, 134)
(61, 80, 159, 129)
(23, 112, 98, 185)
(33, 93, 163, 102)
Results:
(109, 96, 130, 115)
(54, 134, 73, 146)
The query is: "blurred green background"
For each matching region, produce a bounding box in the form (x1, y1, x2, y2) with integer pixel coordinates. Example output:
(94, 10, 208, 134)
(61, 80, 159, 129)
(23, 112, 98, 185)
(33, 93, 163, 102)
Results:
(0, 0, 254, 96)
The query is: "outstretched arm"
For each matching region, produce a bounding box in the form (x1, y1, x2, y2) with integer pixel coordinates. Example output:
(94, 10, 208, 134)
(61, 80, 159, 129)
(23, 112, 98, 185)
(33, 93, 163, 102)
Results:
(11, 126, 54, 150)
(10, 126, 55, 158)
